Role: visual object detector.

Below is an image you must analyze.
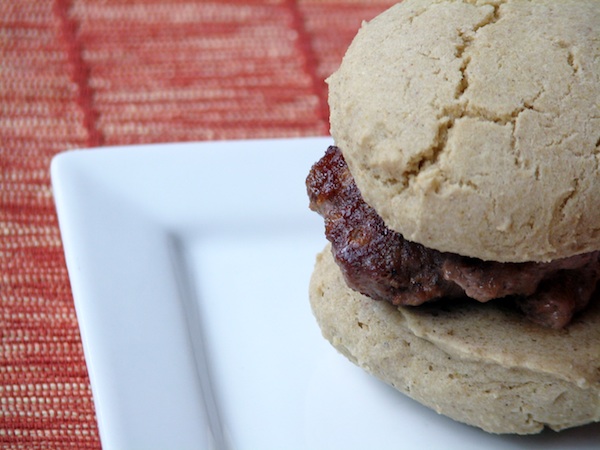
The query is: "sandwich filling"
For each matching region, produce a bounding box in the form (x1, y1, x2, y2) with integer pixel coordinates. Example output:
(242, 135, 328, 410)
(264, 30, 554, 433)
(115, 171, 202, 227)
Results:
(307, 146, 600, 328)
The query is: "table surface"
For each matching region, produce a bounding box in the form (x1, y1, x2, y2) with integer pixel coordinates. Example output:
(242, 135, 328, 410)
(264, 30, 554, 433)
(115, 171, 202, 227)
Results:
(0, 1, 395, 447)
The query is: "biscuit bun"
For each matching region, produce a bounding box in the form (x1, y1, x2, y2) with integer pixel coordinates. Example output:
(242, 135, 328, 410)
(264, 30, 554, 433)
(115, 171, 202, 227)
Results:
(309, 0, 600, 434)
(327, 0, 600, 263)
(310, 246, 600, 434)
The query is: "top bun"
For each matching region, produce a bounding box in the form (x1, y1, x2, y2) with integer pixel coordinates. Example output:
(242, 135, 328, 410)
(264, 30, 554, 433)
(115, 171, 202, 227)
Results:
(327, 0, 600, 263)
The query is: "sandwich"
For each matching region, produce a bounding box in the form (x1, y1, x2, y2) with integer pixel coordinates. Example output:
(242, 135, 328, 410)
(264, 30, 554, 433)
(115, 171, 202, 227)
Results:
(306, 0, 600, 434)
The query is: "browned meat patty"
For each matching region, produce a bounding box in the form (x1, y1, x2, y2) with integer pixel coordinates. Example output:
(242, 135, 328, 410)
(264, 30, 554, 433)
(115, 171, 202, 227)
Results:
(306, 146, 600, 328)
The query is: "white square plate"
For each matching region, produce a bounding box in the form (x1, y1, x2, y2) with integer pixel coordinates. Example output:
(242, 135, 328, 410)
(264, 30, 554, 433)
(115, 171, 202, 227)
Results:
(51, 137, 599, 449)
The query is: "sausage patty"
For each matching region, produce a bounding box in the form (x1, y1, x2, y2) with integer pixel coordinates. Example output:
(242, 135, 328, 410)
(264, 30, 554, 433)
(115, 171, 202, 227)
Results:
(306, 146, 600, 328)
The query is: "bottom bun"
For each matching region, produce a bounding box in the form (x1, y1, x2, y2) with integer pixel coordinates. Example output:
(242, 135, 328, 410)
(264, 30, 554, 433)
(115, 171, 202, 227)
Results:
(309, 245, 600, 434)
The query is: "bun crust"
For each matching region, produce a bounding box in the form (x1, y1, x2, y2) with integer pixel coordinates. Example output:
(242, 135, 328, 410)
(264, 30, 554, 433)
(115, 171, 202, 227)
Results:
(309, 246, 600, 434)
(327, 0, 600, 262)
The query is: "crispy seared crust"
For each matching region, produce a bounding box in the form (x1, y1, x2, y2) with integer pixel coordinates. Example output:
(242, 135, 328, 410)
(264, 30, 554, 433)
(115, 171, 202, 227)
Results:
(309, 246, 600, 434)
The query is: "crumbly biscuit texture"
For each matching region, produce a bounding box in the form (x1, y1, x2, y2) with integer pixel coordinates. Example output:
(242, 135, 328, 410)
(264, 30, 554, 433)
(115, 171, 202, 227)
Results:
(309, 246, 600, 434)
(327, 0, 600, 262)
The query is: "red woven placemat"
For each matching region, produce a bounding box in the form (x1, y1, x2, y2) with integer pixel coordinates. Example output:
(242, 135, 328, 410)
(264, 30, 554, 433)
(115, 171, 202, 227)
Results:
(1, 0, 395, 447)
